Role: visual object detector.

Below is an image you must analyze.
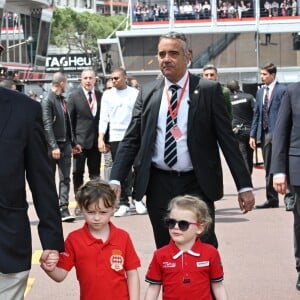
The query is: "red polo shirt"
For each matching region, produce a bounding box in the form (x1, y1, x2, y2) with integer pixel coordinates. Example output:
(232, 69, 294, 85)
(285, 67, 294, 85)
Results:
(145, 239, 224, 300)
(57, 222, 140, 300)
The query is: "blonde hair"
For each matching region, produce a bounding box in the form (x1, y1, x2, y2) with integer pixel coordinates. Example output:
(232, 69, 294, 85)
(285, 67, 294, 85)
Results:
(168, 195, 212, 232)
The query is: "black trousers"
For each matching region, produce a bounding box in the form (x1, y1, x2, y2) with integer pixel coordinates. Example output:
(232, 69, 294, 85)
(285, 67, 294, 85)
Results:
(146, 167, 218, 249)
(49, 141, 72, 208)
(72, 145, 101, 194)
(293, 186, 300, 273)
(236, 134, 253, 175)
(261, 132, 279, 202)
(110, 141, 132, 206)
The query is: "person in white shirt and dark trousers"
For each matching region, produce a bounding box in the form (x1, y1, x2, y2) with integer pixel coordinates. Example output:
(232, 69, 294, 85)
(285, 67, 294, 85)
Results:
(98, 67, 147, 217)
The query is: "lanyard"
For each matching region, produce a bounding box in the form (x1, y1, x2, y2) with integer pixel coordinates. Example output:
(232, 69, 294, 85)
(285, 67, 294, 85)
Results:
(165, 76, 189, 121)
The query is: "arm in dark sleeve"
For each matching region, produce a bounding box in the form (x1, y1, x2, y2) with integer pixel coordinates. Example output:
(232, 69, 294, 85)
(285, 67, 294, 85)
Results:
(41, 97, 58, 150)
(110, 90, 143, 182)
(25, 104, 64, 252)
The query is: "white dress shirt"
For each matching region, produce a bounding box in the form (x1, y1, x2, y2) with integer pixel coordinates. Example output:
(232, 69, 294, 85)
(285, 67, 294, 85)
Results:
(152, 71, 193, 171)
(82, 87, 97, 117)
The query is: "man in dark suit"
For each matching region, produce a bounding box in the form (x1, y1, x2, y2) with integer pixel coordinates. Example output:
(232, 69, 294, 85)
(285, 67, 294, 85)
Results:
(67, 69, 102, 214)
(110, 32, 255, 249)
(250, 63, 294, 209)
(271, 82, 300, 291)
(0, 87, 64, 298)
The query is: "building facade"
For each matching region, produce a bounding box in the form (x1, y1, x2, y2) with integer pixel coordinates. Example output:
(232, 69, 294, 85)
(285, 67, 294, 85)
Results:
(0, 0, 53, 87)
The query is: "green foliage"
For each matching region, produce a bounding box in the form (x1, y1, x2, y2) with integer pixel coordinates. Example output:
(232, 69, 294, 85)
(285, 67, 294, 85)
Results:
(50, 7, 127, 51)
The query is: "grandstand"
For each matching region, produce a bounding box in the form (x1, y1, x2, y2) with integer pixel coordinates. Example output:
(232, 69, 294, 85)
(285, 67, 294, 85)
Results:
(98, 0, 300, 85)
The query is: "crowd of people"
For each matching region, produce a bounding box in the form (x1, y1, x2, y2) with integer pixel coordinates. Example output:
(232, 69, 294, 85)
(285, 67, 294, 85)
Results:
(133, 0, 298, 22)
(0, 31, 299, 299)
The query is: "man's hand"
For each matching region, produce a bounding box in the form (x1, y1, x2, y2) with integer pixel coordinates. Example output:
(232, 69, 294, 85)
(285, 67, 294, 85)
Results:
(249, 137, 256, 150)
(72, 144, 82, 155)
(110, 183, 121, 200)
(238, 191, 255, 214)
(52, 148, 60, 160)
(39, 250, 59, 272)
(273, 175, 287, 195)
(98, 137, 106, 153)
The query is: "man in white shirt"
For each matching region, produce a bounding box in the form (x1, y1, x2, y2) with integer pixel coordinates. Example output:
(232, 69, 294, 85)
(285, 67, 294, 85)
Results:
(98, 68, 147, 217)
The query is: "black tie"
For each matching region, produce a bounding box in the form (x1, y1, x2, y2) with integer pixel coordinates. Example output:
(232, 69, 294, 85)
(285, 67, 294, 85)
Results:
(263, 86, 269, 131)
(164, 85, 179, 168)
(88, 91, 93, 104)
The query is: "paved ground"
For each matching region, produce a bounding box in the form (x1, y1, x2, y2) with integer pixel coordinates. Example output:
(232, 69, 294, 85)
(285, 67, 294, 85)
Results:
(25, 156, 299, 299)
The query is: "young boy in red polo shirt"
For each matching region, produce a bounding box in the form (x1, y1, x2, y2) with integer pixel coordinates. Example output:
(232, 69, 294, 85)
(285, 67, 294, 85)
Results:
(144, 195, 227, 300)
(41, 179, 141, 300)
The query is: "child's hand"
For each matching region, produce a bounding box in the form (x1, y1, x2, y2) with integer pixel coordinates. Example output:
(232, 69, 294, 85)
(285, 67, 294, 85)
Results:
(40, 250, 59, 272)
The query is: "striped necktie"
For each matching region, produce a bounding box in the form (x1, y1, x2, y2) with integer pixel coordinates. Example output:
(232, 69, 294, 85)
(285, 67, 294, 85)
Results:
(164, 85, 179, 168)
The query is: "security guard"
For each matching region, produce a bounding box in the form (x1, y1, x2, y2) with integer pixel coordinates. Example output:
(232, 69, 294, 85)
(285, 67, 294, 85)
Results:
(227, 79, 255, 174)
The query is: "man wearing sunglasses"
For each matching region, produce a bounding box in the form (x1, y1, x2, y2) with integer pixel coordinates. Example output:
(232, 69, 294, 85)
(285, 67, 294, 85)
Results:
(110, 32, 255, 249)
(98, 68, 147, 217)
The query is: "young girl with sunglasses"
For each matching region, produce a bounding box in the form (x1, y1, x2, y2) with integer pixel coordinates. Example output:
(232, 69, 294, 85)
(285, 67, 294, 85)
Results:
(144, 195, 227, 300)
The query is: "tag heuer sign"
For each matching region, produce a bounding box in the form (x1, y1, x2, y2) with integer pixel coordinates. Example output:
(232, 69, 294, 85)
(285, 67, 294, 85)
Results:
(46, 54, 92, 72)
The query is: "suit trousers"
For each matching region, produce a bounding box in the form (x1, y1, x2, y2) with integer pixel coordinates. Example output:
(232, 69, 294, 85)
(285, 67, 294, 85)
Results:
(146, 167, 218, 249)
(72, 144, 101, 193)
(293, 186, 300, 273)
(261, 132, 279, 203)
(49, 141, 72, 208)
(236, 134, 253, 175)
(110, 141, 132, 207)
(0, 270, 29, 300)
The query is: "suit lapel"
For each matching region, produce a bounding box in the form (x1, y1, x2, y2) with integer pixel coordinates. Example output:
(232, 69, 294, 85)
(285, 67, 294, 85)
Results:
(187, 74, 201, 133)
(94, 90, 101, 108)
(79, 88, 93, 117)
(0, 92, 12, 137)
(268, 82, 278, 110)
(150, 79, 164, 122)
(258, 88, 264, 112)
(188, 74, 200, 101)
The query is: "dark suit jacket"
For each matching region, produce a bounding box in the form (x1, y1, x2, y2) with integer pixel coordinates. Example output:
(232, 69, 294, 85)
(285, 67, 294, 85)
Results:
(0, 87, 64, 273)
(250, 82, 286, 142)
(110, 74, 252, 202)
(271, 82, 300, 186)
(67, 87, 102, 149)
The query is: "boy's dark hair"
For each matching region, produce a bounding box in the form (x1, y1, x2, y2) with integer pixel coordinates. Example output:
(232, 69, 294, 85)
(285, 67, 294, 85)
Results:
(76, 178, 116, 210)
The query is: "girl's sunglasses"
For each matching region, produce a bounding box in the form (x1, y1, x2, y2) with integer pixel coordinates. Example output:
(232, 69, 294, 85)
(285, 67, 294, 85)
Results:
(165, 218, 200, 231)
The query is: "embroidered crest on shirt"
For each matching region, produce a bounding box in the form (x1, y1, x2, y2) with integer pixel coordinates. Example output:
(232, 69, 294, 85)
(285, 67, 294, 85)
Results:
(110, 249, 124, 271)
